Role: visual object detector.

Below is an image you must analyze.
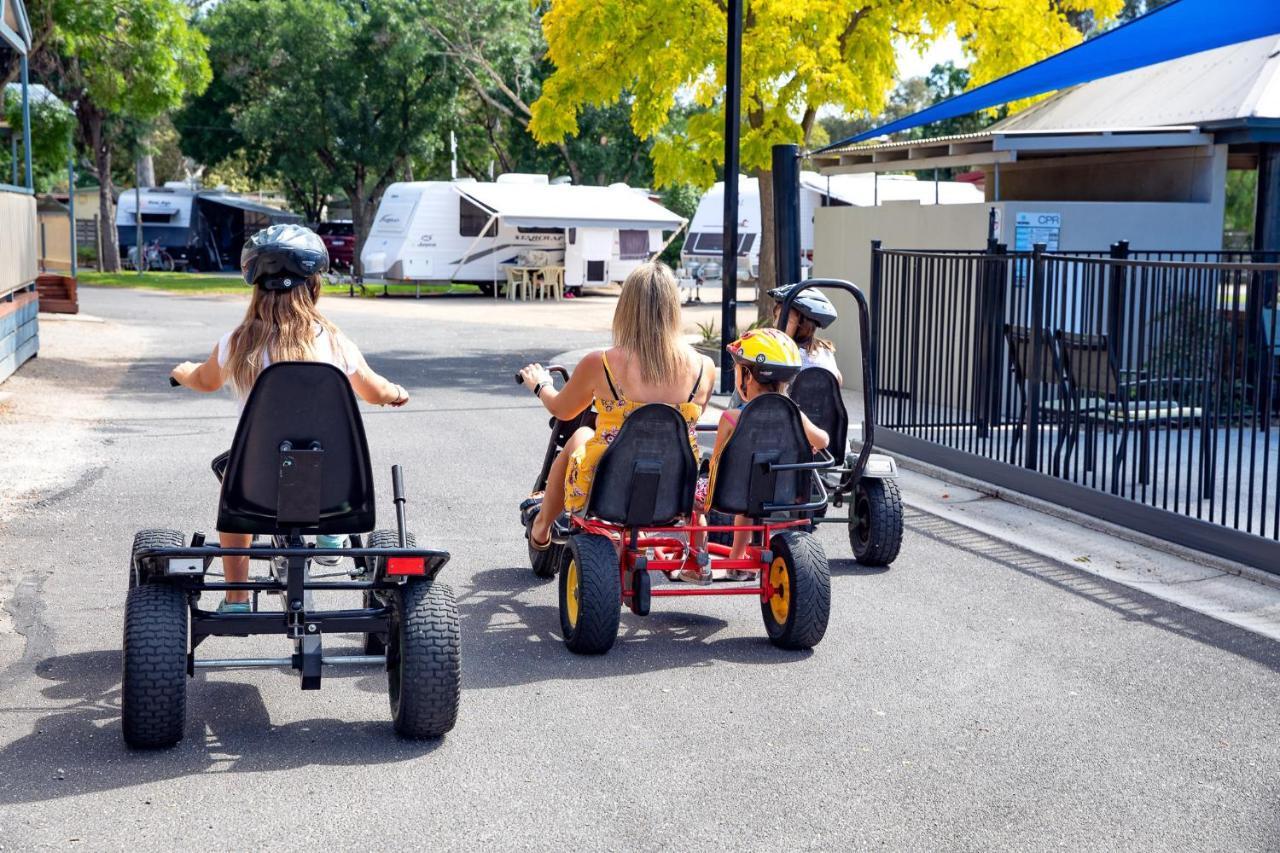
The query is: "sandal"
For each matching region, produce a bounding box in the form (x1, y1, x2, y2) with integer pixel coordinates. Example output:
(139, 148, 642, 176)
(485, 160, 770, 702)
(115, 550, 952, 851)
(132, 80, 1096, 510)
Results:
(519, 494, 544, 527)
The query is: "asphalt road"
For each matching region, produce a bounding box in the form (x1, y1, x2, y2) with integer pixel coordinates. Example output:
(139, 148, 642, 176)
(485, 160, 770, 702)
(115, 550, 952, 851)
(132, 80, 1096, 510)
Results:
(1, 287, 1278, 850)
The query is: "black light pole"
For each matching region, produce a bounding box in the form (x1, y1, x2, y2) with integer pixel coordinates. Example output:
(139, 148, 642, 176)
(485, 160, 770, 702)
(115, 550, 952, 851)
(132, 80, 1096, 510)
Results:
(719, 0, 743, 393)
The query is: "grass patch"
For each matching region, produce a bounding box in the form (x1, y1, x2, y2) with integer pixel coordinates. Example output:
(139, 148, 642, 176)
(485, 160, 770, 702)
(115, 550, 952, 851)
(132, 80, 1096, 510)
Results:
(78, 270, 482, 298)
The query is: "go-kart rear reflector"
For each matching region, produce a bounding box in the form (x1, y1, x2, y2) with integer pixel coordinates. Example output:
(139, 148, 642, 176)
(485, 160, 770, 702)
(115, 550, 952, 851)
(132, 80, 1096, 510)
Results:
(386, 557, 426, 576)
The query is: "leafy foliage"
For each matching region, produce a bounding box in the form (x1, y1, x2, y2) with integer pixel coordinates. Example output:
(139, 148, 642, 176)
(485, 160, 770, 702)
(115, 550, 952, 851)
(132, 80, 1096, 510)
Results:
(1, 86, 75, 191)
(178, 0, 460, 270)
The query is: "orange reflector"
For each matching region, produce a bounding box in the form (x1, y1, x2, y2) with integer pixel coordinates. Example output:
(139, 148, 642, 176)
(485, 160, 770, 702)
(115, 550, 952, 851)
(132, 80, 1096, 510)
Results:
(386, 557, 426, 576)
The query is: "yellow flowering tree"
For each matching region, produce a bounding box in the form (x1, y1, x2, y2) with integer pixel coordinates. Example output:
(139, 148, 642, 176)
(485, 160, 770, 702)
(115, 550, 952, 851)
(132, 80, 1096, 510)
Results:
(530, 0, 1122, 303)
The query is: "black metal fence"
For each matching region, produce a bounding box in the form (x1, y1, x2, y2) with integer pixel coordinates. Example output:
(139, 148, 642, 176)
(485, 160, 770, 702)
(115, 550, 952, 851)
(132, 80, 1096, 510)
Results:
(870, 242, 1280, 573)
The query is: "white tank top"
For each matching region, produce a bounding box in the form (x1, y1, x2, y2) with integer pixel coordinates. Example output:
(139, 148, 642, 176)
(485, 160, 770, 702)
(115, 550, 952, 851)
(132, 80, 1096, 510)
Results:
(216, 324, 362, 402)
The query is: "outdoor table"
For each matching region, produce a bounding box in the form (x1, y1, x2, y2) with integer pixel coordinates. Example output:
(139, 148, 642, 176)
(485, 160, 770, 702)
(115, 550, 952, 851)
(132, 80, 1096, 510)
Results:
(502, 265, 565, 301)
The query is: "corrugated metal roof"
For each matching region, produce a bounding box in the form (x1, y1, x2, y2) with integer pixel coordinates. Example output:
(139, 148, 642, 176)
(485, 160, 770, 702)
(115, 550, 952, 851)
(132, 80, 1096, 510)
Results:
(993, 34, 1280, 132)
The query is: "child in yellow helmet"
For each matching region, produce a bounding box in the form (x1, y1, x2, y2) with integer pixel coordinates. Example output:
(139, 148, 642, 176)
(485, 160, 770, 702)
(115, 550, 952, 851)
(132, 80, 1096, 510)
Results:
(683, 328, 829, 583)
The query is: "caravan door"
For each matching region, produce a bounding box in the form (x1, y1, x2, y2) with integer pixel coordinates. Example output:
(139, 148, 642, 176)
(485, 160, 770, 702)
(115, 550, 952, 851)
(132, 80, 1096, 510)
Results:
(580, 227, 613, 286)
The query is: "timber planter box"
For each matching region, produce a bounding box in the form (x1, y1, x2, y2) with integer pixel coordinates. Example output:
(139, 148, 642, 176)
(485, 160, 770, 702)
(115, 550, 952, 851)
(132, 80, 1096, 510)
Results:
(37, 274, 78, 315)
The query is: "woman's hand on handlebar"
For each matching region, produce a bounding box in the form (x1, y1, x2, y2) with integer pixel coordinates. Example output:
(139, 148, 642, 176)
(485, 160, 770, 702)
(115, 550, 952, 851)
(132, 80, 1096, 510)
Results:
(170, 361, 201, 388)
(518, 363, 553, 394)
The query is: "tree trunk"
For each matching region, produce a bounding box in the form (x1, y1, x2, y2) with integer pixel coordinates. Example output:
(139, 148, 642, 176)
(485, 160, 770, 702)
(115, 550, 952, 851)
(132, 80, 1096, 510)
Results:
(82, 107, 120, 272)
(136, 153, 156, 188)
(754, 166, 776, 324)
(347, 179, 373, 280)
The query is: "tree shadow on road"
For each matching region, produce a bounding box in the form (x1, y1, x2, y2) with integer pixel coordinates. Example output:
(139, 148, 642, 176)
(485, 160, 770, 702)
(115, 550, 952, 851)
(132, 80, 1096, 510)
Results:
(0, 650, 439, 806)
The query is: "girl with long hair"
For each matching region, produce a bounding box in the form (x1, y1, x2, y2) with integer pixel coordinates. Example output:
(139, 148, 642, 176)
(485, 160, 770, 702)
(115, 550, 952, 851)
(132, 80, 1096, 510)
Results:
(170, 224, 408, 613)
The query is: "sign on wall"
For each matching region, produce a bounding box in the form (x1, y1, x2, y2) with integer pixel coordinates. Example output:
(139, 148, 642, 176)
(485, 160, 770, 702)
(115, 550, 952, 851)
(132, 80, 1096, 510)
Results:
(1013, 212, 1062, 251)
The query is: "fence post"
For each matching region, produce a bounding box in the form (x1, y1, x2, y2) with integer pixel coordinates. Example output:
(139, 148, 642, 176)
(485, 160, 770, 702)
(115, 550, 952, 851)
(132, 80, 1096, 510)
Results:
(869, 240, 882, 422)
(974, 238, 1003, 439)
(1025, 243, 1048, 470)
(1106, 240, 1129, 353)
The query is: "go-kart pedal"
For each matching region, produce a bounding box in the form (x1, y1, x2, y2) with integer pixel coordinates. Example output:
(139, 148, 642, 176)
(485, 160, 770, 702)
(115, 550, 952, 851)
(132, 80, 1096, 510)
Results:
(124, 362, 461, 749)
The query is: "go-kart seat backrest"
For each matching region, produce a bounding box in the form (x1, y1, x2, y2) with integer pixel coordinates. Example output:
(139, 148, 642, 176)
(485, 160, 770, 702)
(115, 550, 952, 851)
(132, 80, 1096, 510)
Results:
(788, 367, 847, 455)
(709, 393, 812, 518)
(585, 403, 697, 527)
(217, 361, 376, 535)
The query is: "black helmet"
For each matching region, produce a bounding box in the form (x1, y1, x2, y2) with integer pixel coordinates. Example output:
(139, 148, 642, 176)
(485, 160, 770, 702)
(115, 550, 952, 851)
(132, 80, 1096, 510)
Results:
(241, 224, 329, 290)
(769, 283, 838, 329)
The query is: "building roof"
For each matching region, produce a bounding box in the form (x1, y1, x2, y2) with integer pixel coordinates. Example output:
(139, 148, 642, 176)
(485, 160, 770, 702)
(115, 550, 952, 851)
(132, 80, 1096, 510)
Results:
(992, 34, 1280, 134)
(457, 182, 685, 230)
(811, 127, 1211, 175)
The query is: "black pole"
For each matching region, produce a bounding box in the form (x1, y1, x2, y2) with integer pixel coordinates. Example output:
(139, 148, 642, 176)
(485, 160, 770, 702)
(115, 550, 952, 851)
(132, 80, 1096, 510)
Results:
(771, 143, 801, 289)
(719, 0, 743, 393)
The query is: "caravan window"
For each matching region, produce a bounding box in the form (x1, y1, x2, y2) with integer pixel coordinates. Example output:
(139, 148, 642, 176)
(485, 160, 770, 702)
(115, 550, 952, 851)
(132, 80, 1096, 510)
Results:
(516, 225, 562, 235)
(618, 229, 650, 260)
(139, 212, 175, 223)
(690, 232, 753, 255)
(459, 197, 497, 238)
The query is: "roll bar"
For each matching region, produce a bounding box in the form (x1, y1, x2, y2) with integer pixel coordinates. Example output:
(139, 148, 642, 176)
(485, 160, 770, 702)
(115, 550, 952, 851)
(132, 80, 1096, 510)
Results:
(776, 279, 877, 481)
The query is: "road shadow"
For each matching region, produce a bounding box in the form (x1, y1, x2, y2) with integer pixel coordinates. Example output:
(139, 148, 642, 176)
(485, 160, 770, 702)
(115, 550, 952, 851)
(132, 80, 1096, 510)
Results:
(380, 566, 815, 692)
(828, 558, 891, 577)
(0, 650, 439, 806)
(906, 512, 1280, 673)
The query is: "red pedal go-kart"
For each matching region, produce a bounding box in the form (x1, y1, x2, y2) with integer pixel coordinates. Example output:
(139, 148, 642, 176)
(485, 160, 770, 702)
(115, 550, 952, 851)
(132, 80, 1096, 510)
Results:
(519, 371, 837, 654)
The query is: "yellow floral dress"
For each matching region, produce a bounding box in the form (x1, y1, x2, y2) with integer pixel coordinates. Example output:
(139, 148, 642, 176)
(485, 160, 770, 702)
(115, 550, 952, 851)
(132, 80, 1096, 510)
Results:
(563, 354, 704, 514)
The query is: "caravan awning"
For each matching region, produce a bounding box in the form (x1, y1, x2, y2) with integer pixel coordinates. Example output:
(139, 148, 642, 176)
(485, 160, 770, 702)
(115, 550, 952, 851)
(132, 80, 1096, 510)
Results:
(816, 0, 1280, 151)
(456, 183, 684, 231)
(197, 193, 302, 222)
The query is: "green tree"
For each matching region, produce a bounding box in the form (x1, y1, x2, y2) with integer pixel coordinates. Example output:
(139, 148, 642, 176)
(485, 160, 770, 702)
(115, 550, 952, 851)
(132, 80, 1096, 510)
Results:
(1, 84, 75, 192)
(32, 0, 209, 271)
(531, 0, 1124, 314)
(181, 0, 458, 274)
(426, 2, 678, 188)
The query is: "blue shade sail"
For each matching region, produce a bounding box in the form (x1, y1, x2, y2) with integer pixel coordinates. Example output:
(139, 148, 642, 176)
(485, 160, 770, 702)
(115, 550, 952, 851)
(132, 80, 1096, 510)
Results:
(816, 0, 1280, 153)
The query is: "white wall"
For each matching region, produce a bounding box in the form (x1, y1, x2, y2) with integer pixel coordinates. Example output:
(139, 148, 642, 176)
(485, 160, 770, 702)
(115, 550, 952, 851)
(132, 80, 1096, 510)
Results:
(812, 147, 1229, 389)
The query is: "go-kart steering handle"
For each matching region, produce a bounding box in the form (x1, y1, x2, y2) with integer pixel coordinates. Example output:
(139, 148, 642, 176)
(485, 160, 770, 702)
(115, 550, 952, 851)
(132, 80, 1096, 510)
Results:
(512, 364, 570, 385)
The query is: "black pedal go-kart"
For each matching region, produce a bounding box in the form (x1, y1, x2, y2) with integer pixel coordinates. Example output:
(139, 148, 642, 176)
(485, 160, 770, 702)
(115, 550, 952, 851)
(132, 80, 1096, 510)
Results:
(777, 279, 905, 566)
(517, 367, 836, 654)
(125, 363, 460, 748)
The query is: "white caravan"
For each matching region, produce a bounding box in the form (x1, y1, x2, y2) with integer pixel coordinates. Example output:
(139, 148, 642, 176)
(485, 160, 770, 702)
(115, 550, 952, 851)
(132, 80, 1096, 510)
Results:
(681, 171, 983, 279)
(361, 175, 686, 295)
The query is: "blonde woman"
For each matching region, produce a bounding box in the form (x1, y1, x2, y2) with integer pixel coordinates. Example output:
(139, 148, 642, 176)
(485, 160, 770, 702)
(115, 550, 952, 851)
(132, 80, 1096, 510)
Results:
(518, 261, 716, 550)
(170, 224, 408, 613)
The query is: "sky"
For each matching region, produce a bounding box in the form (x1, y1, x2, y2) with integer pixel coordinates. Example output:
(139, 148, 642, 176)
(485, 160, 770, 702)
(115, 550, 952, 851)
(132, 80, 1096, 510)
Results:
(895, 29, 967, 79)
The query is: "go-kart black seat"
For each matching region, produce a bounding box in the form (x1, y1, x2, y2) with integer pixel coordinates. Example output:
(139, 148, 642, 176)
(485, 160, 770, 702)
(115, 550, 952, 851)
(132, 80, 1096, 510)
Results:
(788, 368, 847, 455)
(216, 361, 376, 536)
(709, 394, 813, 518)
(585, 403, 698, 527)
(788, 368, 848, 488)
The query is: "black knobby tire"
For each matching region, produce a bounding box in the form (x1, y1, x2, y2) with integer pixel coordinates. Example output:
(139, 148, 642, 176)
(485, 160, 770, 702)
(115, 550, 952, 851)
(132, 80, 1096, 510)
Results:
(121, 583, 189, 748)
(761, 530, 831, 650)
(388, 578, 461, 739)
(526, 515, 563, 579)
(130, 528, 184, 589)
(848, 478, 904, 566)
(560, 534, 620, 655)
(367, 529, 416, 654)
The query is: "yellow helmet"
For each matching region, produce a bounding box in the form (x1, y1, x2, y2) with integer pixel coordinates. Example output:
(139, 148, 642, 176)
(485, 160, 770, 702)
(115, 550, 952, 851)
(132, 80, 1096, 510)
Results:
(727, 327, 802, 383)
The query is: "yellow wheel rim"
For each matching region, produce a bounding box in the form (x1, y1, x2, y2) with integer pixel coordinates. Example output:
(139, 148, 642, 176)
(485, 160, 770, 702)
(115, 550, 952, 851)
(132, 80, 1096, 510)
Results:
(565, 559, 581, 629)
(769, 557, 790, 624)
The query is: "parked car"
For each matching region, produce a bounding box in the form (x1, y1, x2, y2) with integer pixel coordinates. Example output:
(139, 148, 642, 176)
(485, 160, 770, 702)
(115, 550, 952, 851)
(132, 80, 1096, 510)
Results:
(317, 220, 355, 270)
